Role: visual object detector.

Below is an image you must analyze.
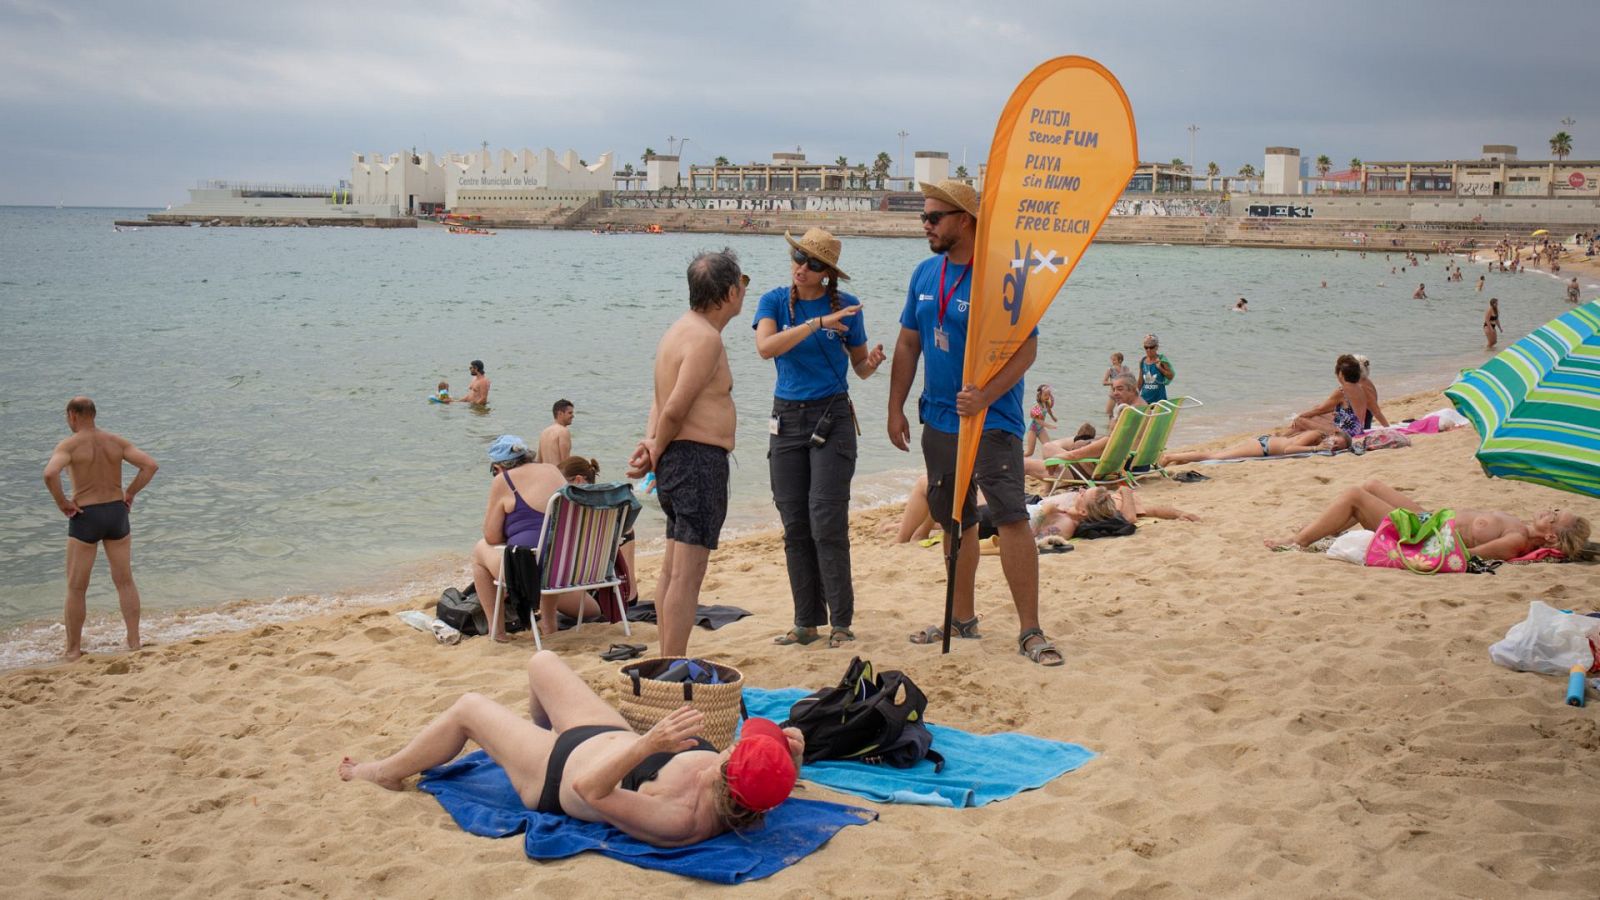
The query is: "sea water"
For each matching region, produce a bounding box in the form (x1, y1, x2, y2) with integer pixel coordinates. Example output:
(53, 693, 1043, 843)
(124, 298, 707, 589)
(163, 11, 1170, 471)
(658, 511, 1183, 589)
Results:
(0, 206, 1588, 667)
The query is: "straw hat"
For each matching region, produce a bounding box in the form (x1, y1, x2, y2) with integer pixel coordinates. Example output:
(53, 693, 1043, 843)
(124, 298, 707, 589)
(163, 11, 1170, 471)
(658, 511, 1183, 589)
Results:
(919, 178, 980, 219)
(784, 227, 850, 280)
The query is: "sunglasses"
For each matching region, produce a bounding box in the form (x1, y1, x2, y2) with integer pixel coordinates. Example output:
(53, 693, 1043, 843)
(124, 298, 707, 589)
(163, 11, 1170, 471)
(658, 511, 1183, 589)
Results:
(791, 250, 829, 273)
(919, 210, 964, 226)
(740, 273, 750, 287)
(1143, 345, 1158, 351)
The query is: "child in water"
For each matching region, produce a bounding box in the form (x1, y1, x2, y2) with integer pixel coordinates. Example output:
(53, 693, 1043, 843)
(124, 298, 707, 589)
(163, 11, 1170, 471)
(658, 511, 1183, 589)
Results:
(1025, 384, 1058, 456)
(432, 381, 451, 403)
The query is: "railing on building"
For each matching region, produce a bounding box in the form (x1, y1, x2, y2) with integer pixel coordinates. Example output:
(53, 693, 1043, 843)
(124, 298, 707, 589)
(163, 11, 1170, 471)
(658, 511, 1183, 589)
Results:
(197, 179, 342, 198)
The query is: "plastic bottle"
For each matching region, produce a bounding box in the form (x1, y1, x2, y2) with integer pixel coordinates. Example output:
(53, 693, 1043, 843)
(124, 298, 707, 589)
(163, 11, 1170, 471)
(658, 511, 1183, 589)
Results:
(1567, 665, 1588, 707)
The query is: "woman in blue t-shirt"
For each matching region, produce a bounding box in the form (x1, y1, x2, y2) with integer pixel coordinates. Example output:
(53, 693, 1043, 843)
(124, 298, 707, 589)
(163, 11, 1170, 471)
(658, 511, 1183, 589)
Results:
(752, 228, 886, 649)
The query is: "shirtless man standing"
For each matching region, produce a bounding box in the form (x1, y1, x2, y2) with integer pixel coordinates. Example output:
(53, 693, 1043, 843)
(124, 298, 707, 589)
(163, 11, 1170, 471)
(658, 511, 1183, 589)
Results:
(42, 397, 159, 660)
(461, 360, 491, 405)
(539, 399, 575, 463)
(627, 249, 744, 657)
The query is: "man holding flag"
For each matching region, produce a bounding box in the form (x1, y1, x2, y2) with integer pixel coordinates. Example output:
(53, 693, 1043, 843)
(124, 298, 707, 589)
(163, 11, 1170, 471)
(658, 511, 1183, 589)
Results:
(887, 179, 1064, 667)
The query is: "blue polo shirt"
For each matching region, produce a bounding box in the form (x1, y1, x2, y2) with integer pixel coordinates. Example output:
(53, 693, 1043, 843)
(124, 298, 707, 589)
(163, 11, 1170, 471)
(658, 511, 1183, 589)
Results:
(899, 255, 1036, 436)
(752, 287, 867, 401)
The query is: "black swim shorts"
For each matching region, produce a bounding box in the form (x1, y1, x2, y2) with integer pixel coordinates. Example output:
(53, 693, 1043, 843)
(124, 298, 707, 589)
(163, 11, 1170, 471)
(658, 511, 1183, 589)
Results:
(67, 500, 130, 544)
(656, 440, 730, 550)
(922, 427, 1028, 532)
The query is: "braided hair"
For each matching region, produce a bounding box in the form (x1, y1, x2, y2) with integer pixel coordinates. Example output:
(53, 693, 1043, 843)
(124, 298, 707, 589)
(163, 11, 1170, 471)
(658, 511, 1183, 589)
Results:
(787, 271, 842, 323)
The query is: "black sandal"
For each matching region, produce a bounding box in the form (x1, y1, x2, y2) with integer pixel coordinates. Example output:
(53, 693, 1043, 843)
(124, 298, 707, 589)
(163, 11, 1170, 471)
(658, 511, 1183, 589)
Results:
(598, 643, 647, 662)
(908, 616, 982, 644)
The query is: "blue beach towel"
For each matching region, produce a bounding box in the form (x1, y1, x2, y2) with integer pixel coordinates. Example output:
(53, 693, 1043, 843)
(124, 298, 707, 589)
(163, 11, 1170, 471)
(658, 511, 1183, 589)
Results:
(417, 750, 875, 884)
(744, 687, 1096, 808)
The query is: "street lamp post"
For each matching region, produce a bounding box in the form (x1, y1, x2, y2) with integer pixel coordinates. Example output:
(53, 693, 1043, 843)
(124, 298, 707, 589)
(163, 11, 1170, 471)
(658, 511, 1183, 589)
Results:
(1186, 124, 1198, 175)
(897, 130, 909, 181)
(678, 138, 690, 188)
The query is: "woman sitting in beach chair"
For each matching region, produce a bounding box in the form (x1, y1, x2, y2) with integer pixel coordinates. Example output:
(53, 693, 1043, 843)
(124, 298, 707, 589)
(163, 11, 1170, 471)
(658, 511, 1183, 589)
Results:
(340, 651, 800, 847)
(1263, 478, 1590, 560)
(1161, 429, 1350, 466)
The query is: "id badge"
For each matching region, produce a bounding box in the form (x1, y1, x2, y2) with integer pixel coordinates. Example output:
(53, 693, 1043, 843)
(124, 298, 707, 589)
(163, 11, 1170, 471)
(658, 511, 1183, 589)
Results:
(933, 326, 950, 353)
(768, 415, 781, 435)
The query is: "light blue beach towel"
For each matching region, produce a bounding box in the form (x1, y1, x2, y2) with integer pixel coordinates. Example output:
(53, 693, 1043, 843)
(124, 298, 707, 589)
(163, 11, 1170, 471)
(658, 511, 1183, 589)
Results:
(743, 687, 1096, 808)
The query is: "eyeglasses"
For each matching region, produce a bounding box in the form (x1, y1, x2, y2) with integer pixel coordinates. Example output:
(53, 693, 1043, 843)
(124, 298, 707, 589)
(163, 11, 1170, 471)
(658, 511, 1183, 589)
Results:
(919, 210, 963, 226)
(791, 250, 828, 273)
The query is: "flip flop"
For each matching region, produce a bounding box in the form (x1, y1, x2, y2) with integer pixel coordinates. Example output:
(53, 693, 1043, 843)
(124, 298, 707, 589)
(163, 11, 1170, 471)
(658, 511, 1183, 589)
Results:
(599, 643, 647, 662)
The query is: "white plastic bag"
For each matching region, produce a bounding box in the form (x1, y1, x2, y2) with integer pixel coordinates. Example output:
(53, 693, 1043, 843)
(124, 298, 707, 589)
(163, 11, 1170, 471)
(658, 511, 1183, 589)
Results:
(1325, 529, 1375, 565)
(1488, 601, 1600, 675)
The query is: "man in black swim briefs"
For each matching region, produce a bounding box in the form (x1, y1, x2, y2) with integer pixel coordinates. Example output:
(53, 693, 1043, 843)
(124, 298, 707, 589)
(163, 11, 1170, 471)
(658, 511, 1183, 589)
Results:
(628, 249, 744, 657)
(42, 397, 160, 661)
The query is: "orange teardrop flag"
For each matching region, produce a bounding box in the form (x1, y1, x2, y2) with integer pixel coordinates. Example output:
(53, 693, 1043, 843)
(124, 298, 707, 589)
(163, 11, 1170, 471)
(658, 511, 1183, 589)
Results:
(950, 57, 1138, 520)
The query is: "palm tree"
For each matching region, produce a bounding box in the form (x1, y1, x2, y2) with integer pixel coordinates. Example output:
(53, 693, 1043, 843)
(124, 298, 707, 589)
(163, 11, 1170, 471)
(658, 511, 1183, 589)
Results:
(641, 147, 656, 163)
(622, 163, 635, 176)
(835, 155, 849, 167)
(854, 163, 868, 190)
(1237, 164, 1257, 191)
(713, 155, 730, 166)
(1316, 155, 1331, 177)
(1550, 132, 1573, 161)
(1349, 157, 1362, 172)
(871, 152, 892, 189)
(1170, 157, 1185, 169)
(955, 165, 969, 179)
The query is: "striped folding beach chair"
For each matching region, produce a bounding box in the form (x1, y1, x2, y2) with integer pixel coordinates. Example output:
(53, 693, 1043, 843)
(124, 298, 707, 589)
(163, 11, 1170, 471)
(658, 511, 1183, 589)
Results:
(492, 482, 641, 650)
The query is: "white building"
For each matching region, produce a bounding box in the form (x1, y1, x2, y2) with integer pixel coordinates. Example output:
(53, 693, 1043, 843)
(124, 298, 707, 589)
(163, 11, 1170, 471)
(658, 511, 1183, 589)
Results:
(1262, 147, 1301, 195)
(912, 151, 950, 188)
(351, 147, 616, 212)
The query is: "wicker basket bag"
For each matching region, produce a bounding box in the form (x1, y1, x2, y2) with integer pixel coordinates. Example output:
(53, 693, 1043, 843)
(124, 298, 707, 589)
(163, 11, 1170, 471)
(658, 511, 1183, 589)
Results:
(615, 657, 745, 750)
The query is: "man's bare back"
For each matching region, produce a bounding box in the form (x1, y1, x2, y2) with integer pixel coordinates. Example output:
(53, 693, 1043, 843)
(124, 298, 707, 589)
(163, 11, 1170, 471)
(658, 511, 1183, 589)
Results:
(538, 423, 571, 464)
(651, 314, 737, 452)
(54, 429, 141, 507)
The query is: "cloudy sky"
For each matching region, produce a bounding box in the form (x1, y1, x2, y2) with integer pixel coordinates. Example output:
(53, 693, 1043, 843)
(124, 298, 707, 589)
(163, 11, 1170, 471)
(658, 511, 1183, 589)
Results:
(3, 0, 1596, 207)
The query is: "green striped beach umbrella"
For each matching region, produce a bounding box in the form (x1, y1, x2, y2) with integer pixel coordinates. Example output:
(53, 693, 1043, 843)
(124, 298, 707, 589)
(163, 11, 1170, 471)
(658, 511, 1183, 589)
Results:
(1445, 299, 1600, 498)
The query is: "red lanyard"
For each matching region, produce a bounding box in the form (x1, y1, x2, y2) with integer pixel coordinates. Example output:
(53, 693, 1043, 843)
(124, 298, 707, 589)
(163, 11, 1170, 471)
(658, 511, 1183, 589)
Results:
(937, 257, 968, 326)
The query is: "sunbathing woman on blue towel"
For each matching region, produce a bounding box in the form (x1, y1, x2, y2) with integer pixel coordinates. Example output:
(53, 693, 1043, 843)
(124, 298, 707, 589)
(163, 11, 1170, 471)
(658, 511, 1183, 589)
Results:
(341, 651, 801, 847)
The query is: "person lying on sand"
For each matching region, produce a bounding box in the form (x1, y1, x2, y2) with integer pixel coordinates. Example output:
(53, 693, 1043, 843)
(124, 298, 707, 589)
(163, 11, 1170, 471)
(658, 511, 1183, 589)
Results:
(1033, 485, 1198, 539)
(340, 650, 799, 848)
(1162, 430, 1350, 466)
(1263, 478, 1590, 560)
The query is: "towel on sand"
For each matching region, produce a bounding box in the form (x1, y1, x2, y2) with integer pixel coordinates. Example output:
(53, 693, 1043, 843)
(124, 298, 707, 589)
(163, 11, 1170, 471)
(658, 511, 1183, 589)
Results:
(624, 600, 752, 630)
(744, 688, 1096, 808)
(418, 750, 874, 883)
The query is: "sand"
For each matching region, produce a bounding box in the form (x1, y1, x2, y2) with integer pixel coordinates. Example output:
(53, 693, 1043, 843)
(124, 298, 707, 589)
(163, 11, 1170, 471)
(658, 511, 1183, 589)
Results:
(2, 390, 1598, 898)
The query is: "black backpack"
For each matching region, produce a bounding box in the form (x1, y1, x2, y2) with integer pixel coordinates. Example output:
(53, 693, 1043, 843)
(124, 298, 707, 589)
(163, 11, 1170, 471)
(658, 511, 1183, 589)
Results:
(782, 657, 944, 772)
(435, 583, 531, 637)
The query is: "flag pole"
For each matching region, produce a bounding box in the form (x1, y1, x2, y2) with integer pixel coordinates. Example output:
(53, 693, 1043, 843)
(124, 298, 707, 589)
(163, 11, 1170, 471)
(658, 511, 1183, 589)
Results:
(941, 527, 960, 654)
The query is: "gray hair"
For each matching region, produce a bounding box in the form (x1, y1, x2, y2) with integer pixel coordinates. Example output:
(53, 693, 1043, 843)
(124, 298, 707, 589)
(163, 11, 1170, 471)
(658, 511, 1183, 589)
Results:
(687, 248, 742, 312)
(1112, 373, 1138, 391)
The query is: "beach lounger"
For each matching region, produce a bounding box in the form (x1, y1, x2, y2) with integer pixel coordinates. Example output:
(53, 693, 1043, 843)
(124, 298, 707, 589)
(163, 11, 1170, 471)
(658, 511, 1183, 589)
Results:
(492, 482, 641, 650)
(1127, 396, 1204, 482)
(1043, 402, 1153, 493)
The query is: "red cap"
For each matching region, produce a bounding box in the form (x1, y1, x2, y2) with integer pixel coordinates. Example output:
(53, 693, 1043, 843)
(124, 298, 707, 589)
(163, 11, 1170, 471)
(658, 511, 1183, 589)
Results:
(725, 718, 797, 813)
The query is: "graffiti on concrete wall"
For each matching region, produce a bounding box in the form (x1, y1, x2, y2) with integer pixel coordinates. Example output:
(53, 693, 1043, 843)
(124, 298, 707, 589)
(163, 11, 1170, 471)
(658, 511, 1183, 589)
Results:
(608, 194, 880, 212)
(1246, 204, 1315, 218)
(1110, 197, 1225, 217)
